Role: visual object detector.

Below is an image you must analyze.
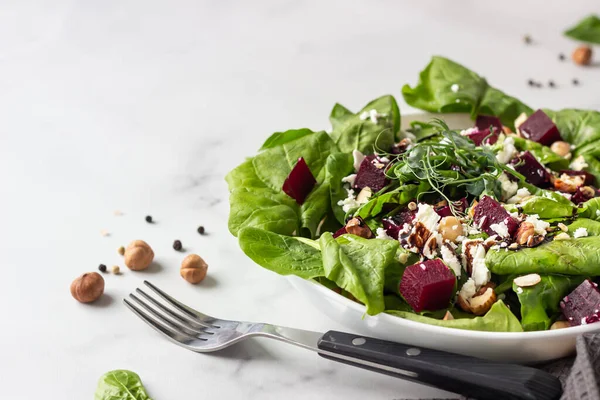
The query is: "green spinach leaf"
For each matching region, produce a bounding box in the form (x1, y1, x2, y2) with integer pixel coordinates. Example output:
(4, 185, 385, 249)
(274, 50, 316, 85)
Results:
(356, 182, 428, 220)
(329, 95, 400, 154)
(238, 227, 324, 279)
(95, 370, 152, 400)
(565, 14, 600, 44)
(402, 56, 532, 129)
(514, 275, 585, 331)
(568, 218, 600, 236)
(486, 236, 600, 275)
(387, 301, 522, 332)
(319, 232, 399, 315)
(259, 128, 315, 151)
(544, 109, 600, 156)
(325, 152, 355, 224)
(580, 198, 600, 221)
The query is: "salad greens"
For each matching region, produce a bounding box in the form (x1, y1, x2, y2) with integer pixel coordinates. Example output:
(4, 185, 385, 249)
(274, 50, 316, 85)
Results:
(228, 55, 600, 332)
(564, 14, 600, 44)
(95, 370, 152, 400)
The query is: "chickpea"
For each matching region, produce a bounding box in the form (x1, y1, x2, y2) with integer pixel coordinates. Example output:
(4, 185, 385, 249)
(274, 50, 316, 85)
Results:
(550, 141, 571, 158)
(438, 216, 464, 242)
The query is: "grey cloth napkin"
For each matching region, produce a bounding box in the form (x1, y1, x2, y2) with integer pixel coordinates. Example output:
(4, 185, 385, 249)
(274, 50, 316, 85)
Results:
(404, 333, 600, 400)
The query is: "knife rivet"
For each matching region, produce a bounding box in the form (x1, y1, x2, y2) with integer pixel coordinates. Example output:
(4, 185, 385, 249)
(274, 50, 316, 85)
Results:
(406, 348, 421, 356)
(352, 337, 366, 346)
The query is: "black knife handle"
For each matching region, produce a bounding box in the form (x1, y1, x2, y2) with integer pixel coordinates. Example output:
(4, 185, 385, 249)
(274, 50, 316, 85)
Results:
(317, 330, 562, 400)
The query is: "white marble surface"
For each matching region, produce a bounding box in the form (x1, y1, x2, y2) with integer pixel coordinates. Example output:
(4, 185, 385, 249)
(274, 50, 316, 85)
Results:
(2, 1, 600, 398)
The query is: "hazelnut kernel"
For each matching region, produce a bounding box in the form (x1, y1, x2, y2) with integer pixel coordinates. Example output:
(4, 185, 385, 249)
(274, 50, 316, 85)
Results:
(124, 240, 154, 271)
(573, 45, 592, 66)
(181, 254, 208, 284)
(70, 272, 104, 303)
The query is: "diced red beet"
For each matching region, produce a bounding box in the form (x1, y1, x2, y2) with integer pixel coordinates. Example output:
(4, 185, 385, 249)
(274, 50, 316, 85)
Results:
(353, 155, 389, 192)
(332, 227, 347, 238)
(572, 186, 597, 205)
(560, 170, 596, 186)
(382, 209, 416, 239)
(465, 128, 499, 146)
(435, 198, 469, 217)
(475, 115, 503, 133)
(282, 157, 317, 204)
(560, 280, 600, 326)
(399, 259, 456, 313)
(519, 109, 562, 146)
(473, 195, 519, 237)
(511, 151, 552, 188)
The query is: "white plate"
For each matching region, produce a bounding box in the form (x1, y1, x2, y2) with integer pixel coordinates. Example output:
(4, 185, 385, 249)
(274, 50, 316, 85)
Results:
(288, 112, 600, 364)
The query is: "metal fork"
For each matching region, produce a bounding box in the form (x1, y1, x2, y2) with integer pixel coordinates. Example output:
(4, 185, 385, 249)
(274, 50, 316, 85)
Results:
(124, 281, 562, 400)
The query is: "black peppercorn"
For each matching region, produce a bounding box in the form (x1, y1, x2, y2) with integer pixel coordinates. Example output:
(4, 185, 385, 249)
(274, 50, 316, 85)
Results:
(98, 264, 107, 273)
(528, 79, 535, 86)
(549, 80, 555, 88)
(559, 53, 565, 61)
(523, 34, 532, 44)
(145, 215, 153, 223)
(197, 226, 205, 235)
(173, 240, 182, 251)
(573, 78, 580, 86)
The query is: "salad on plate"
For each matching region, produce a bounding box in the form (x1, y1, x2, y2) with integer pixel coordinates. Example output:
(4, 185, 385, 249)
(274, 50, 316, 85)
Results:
(226, 56, 600, 333)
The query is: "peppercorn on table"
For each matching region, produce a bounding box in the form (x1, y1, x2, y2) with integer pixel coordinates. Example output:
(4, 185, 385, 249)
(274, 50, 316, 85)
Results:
(1, 1, 600, 399)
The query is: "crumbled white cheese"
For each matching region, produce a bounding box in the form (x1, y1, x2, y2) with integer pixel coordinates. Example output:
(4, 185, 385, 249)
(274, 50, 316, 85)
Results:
(459, 278, 477, 300)
(558, 192, 573, 201)
(597, 210, 600, 217)
(524, 214, 550, 236)
(360, 109, 386, 124)
(496, 136, 517, 164)
(414, 203, 441, 233)
(468, 228, 481, 236)
(554, 232, 571, 241)
(460, 127, 478, 136)
(378, 156, 390, 163)
(451, 84, 459, 93)
(375, 228, 393, 240)
(498, 173, 518, 200)
(507, 188, 532, 204)
(441, 244, 461, 277)
(490, 221, 510, 238)
(337, 188, 360, 212)
(352, 149, 366, 172)
(573, 227, 589, 238)
(341, 174, 356, 186)
(455, 235, 466, 242)
(516, 287, 524, 295)
(570, 155, 588, 171)
(359, 111, 369, 121)
(476, 216, 487, 230)
(471, 244, 490, 287)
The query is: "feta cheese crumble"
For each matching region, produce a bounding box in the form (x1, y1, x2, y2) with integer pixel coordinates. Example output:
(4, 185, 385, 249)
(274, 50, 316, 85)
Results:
(570, 155, 588, 171)
(450, 83, 459, 93)
(341, 174, 356, 186)
(414, 203, 441, 233)
(359, 109, 386, 124)
(337, 188, 360, 212)
(471, 244, 490, 287)
(460, 127, 478, 136)
(573, 227, 589, 238)
(507, 188, 531, 204)
(459, 278, 477, 300)
(352, 149, 365, 172)
(490, 221, 509, 238)
(498, 173, 518, 200)
(375, 228, 393, 240)
(496, 136, 517, 164)
(441, 244, 461, 277)
(524, 214, 550, 236)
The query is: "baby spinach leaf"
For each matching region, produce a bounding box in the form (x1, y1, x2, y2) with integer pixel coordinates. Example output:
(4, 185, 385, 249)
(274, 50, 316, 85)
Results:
(567, 218, 600, 236)
(355, 182, 428, 220)
(544, 109, 600, 156)
(387, 301, 522, 332)
(95, 370, 152, 400)
(512, 196, 575, 220)
(565, 14, 600, 44)
(514, 275, 585, 331)
(319, 232, 399, 315)
(259, 128, 315, 151)
(402, 56, 532, 129)
(325, 152, 355, 224)
(580, 198, 600, 221)
(238, 227, 324, 279)
(486, 236, 600, 275)
(329, 95, 400, 154)
(406, 121, 441, 142)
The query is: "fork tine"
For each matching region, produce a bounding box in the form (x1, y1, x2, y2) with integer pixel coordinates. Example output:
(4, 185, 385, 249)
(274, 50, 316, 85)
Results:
(135, 288, 214, 329)
(143, 280, 222, 327)
(123, 298, 207, 351)
(129, 293, 215, 337)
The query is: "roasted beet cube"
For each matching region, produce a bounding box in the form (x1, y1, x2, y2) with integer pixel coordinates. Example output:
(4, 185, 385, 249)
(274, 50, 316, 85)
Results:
(399, 259, 456, 312)
(519, 109, 562, 146)
(572, 186, 597, 204)
(353, 155, 389, 192)
(560, 280, 600, 326)
(473, 195, 519, 237)
(511, 151, 552, 188)
(475, 115, 503, 133)
(382, 209, 416, 239)
(332, 227, 347, 238)
(560, 170, 596, 186)
(465, 128, 499, 146)
(282, 157, 317, 204)
(435, 197, 469, 217)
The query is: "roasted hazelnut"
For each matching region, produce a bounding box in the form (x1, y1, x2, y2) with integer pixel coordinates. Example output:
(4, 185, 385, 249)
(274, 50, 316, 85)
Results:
(345, 217, 373, 239)
(475, 282, 497, 297)
(515, 222, 535, 246)
(469, 288, 497, 316)
(124, 240, 154, 271)
(438, 216, 464, 242)
(554, 174, 584, 193)
(550, 141, 572, 158)
(550, 321, 571, 330)
(573, 45, 592, 66)
(180, 254, 208, 284)
(70, 272, 104, 303)
(502, 126, 512, 135)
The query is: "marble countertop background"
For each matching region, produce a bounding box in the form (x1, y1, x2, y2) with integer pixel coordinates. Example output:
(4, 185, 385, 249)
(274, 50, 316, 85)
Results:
(2, 1, 600, 398)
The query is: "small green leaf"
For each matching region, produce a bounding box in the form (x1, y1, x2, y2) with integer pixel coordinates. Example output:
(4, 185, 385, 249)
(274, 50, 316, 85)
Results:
(565, 14, 600, 44)
(259, 128, 315, 151)
(95, 370, 152, 400)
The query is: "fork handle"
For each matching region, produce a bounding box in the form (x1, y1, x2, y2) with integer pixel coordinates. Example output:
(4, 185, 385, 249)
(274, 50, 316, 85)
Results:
(317, 331, 562, 400)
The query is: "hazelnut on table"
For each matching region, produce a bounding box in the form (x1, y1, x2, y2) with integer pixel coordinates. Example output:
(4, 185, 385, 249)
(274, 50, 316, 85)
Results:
(181, 254, 208, 284)
(572, 45, 592, 66)
(71, 272, 104, 303)
(124, 240, 154, 271)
